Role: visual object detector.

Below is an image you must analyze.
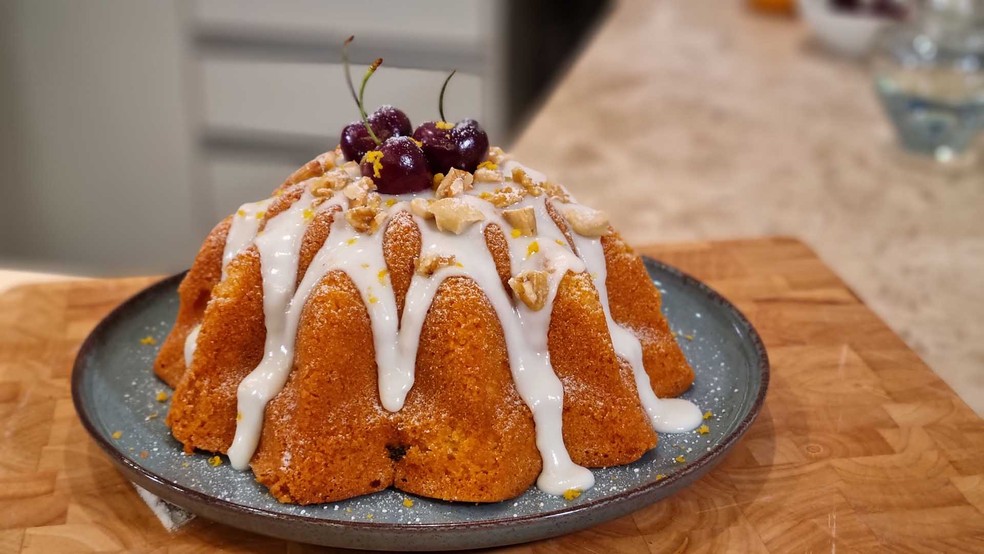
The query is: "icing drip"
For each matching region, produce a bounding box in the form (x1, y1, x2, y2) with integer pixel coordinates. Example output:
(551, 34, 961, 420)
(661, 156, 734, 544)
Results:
(395, 193, 595, 495)
(279, 202, 408, 413)
(228, 191, 318, 470)
(571, 233, 703, 433)
(222, 198, 275, 279)
(183, 323, 201, 368)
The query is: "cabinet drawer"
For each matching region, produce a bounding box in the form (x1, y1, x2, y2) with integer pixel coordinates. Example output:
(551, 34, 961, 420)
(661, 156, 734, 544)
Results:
(192, 0, 487, 46)
(199, 59, 484, 140)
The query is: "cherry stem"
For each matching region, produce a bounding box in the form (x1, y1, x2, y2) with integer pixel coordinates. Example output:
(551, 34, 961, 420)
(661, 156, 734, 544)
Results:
(342, 36, 359, 107)
(439, 70, 456, 123)
(358, 59, 383, 145)
(342, 37, 382, 146)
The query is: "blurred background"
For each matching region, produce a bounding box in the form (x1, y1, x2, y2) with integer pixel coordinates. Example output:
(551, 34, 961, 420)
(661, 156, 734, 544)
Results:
(0, 0, 982, 412)
(0, 0, 609, 273)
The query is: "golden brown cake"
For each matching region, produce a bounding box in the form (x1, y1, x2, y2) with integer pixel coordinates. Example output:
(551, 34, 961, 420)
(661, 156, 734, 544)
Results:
(156, 146, 701, 505)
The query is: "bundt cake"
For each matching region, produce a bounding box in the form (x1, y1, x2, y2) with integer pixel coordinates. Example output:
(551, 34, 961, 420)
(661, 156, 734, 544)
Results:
(154, 145, 702, 505)
(156, 48, 700, 505)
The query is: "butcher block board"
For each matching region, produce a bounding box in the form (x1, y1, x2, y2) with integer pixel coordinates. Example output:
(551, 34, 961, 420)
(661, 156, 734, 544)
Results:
(2, 237, 983, 553)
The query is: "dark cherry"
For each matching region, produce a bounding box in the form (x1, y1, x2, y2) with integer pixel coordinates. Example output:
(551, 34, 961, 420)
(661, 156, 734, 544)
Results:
(361, 136, 432, 194)
(412, 121, 456, 173)
(340, 105, 413, 162)
(340, 121, 376, 162)
(412, 119, 489, 174)
(369, 105, 412, 137)
(451, 119, 489, 172)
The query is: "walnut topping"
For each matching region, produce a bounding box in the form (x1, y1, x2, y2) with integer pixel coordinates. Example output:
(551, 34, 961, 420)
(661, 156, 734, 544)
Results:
(541, 181, 571, 203)
(339, 160, 360, 179)
(434, 168, 474, 199)
(409, 197, 434, 219)
(487, 146, 508, 164)
(563, 205, 610, 237)
(428, 198, 485, 234)
(508, 270, 549, 311)
(502, 206, 537, 237)
(511, 167, 542, 196)
(343, 177, 379, 208)
(474, 167, 504, 183)
(345, 206, 386, 234)
(480, 186, 524, 208)
(315, 150, 338, 172)
(415, 254, 459, 276)
(310, 168, 352, 196)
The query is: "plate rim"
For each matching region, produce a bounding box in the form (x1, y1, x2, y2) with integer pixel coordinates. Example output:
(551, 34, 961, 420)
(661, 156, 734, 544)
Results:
(71, 256, 770, 536)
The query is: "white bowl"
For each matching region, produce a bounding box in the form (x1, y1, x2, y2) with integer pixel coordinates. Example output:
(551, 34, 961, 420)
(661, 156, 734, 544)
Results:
(798, 0, 891, 57)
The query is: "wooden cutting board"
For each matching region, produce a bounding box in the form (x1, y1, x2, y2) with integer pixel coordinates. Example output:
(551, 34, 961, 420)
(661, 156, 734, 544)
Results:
(2, 237, 982, 553)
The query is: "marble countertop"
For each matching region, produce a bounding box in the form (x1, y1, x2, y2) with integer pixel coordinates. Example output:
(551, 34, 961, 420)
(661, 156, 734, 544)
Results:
(512, 0, 984, 413)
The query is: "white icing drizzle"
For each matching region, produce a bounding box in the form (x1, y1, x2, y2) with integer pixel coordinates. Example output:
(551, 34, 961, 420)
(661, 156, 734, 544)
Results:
(279, 201, 408, 413)
(222, 198, 275, 279)
(394, 192, 595, 495)
(183, 323, 201, 368)
(227, 191, 317, 469)
(570, 231, 703, 433)
(213, 156, 698, 493)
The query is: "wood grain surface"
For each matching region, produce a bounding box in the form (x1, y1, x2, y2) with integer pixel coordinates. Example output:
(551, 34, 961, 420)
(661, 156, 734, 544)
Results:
(2, 238, 982, 553)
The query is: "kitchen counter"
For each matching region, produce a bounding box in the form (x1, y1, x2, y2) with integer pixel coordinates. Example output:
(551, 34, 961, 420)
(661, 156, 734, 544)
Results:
(5, 238, 983, 552)
(512, 0, 984, 414)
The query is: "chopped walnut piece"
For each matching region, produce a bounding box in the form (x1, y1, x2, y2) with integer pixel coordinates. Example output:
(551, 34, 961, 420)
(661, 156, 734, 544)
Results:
(428, 198, 485, 234)
(434, 168, 474, 198)
(511, 167, 542, 196)
(363, 192, 382, 210)
(508, 270, 549, 311)
(409, 197, 434, 219)
(311, 168, 353, 196)
(474, 167, 504, 183)
(343, 177, 379, 208)
(487, 146, 508, 164)
(345, 206, 386, 234)
(502, 206, 537, 237)
(541, 181, 571, 203)
(481, 186, 524, 208)
(341, 160, 361, 179)
(316, 150, 338, 172)
(415, 254, 459, 276)
(563, 205, 610, 237)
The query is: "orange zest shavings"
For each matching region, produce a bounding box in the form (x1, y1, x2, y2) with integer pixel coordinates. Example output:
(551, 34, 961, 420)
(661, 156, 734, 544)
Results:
(363, 150, 384, 178)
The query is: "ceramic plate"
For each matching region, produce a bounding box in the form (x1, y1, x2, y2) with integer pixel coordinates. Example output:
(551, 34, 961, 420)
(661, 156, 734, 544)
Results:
(72, 257, 769, 551)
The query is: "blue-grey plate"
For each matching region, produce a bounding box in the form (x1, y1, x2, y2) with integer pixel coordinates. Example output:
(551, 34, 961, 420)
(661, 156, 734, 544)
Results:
(72, 256, 769, 551)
